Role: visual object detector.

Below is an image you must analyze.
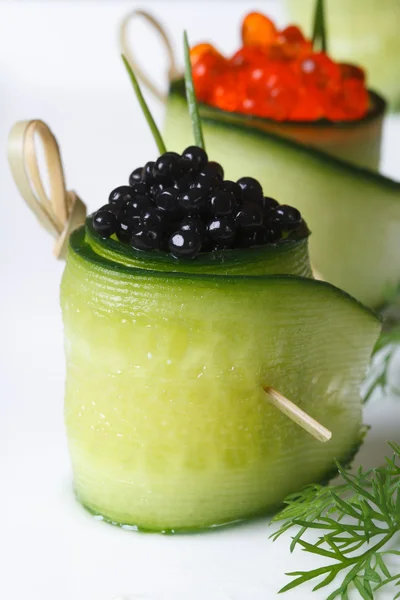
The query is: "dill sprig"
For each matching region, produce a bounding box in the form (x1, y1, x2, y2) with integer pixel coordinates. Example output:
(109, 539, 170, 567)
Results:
(362, 278, 400, 401)
(271, 442, 400, 599)
(363, 329, 400, 403)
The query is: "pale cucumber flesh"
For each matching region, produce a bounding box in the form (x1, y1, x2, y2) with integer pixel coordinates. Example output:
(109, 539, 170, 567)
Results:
(61, 231, 379, 531)
(164, 92, 400, 309)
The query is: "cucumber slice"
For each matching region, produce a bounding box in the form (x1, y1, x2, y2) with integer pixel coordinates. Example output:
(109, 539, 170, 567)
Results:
(61, 227, 380, 531)
(164, 86, 400, 308)
(285, 0, 400, 111)
(237, 90, 385, 171)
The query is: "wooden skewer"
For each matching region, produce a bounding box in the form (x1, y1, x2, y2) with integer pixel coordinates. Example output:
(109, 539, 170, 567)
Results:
(264, 386, 332, 443)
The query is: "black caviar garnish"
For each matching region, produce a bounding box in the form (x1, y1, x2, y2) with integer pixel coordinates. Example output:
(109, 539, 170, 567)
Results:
(237, 177, 263, 204)
(129, 167, 143, 186)
(92, 146, 303, 260)
(203, 161, 224, 180)
(219, 180, 242, 204)
(132, 227, 163, 251)
(182, 146, 208, 172)
(207, 217, 237, 247)
(236, 204, 263, 228)
(169, 229, 203, 259)
(156, 188, 181, 217)
(93, 207, 118, 238)
(210, 190, 236, 216)
(109, 186, 135, 206)
(174, 173, 193, 193)
(141, 207, 163, 228)
(142, 161, 155, 183)
(116, 218, 135, 244)
(273, 205, 302, 230)
(153, 152, 181, 182)
(180, 216, 206, 236)
(179, 188, 208, 214)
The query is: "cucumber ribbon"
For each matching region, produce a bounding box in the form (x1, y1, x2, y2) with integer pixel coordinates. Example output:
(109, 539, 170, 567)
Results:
(7, 120, 331, 444)
(7, 120, 86, 259)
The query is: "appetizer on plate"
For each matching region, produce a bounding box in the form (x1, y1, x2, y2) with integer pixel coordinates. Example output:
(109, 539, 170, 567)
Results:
(59, 49, 380, 531)
(7, 22, 397, 598)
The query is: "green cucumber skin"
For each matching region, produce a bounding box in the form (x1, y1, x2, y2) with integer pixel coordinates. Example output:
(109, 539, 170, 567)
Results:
(60, 229, 380, 531)
(164, 90, 400, 309)
(285, 0, 400, 111)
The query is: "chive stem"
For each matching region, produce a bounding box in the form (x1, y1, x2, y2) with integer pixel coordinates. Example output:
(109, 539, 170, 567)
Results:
(121, 54, 167, 155)
(312, 0, 327, 53)
(183, 31, 206, 150)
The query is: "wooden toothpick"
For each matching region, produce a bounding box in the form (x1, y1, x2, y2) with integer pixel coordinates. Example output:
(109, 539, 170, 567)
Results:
(263, 386, 332, 443)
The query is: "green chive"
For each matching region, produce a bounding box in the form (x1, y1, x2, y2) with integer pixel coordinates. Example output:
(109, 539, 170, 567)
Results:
(312, 0, 327, 53)
(121, 54, 167, 155)
(183, 31, 205, 150)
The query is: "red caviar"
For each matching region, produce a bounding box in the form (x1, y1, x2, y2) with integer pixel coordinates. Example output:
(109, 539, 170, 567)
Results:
(190, 43, 221, 67)
(241, 12, 277, 49)
(190, 12, 369, 122)
(339, 62, 365, 82)
(191, 47, 227, 103)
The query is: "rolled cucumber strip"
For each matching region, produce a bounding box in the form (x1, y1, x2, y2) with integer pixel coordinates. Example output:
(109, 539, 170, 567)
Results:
(164, 86, 400, 309)
(166, 80, 385, 171)
(244, 90, 385, 171)
(60, 225, 379, 531)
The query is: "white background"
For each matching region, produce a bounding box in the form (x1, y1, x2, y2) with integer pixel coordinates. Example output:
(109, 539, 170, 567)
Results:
(1, 2, 400, 600)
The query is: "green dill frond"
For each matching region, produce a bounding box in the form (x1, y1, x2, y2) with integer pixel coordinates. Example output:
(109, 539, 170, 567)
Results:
(272, 442, 400, 598)
(363, 329, 400, 403)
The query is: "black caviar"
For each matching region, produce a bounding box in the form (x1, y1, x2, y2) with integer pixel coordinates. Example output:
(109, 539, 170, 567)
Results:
(91, 146, 304, 260)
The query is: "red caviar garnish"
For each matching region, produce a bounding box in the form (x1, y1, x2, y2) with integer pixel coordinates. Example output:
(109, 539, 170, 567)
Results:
(192, 51, 227, 102)
(296, 52, 341, 89)
(275, 26, 313, 60)
(279, 25, 305, 45)
(229, 46, 267, 69)
(289, 87, 324, 121)
(190, 11, 369, 123)
(190, 43, 221, 67)
(210, 72, 243, 113)
(242, 12, 277, 49)
(245, 64, 299, 120)
(324, 80, 369, 121)
(339, 62, 365, 82)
